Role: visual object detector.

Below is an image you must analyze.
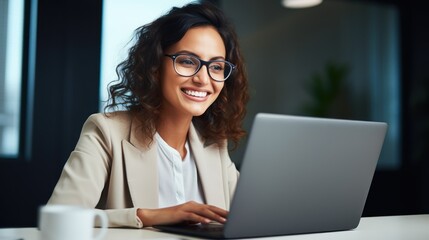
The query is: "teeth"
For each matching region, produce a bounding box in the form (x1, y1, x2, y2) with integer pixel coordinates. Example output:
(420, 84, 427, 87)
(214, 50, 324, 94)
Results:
(184, 90, 207, 98)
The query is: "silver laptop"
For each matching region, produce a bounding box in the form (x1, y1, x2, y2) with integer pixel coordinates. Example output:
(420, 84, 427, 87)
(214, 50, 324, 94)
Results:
(155, 113, 388, 239)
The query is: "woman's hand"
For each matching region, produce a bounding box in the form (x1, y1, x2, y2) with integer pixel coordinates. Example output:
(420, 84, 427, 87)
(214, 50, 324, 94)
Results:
(137, 201, 228, 227)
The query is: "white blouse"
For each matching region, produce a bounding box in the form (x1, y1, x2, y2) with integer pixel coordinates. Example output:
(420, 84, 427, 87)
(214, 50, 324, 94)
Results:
(155, 133, 204, 208)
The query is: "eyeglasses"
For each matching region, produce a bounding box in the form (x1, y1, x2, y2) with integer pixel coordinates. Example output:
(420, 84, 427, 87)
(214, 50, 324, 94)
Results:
(165, 54, 236, 82)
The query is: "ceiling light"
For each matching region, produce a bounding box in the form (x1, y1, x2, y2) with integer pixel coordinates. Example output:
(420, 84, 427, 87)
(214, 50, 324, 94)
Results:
(282, 0, 323, 8)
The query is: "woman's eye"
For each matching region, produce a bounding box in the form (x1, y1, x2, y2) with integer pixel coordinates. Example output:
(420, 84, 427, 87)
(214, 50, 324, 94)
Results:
(210, 64, 224, 72)
(178, 57, 197, 66)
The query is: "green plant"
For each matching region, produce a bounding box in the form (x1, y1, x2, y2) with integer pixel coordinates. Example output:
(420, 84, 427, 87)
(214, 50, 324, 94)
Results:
(302, 62, 349, 117)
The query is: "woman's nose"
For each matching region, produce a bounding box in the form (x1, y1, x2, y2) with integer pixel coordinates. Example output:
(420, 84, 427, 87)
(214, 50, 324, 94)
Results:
(192, 65, 210, 85)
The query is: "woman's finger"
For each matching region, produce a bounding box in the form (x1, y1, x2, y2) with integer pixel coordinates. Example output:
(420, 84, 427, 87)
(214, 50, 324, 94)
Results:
(182, 203, 228, 223)
(182, 212, 211, 224)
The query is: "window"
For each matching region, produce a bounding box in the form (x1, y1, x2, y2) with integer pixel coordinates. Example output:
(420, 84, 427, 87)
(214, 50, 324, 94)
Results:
(99, 0, 196, 111)
(0, 0, 25, 157)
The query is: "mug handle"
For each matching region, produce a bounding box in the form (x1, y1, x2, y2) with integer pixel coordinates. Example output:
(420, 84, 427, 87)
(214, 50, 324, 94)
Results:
(93, 209, 108, 240)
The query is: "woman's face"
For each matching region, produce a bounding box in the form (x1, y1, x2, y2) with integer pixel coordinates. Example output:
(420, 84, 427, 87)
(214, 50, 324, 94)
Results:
(160, 26, 226, 119)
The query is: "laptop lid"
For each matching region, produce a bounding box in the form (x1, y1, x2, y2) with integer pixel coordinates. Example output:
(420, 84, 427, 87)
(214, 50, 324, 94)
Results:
(223, 113, 387, 238)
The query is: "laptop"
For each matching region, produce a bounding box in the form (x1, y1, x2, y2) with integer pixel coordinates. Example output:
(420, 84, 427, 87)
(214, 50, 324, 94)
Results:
(154, 113, 388, 239)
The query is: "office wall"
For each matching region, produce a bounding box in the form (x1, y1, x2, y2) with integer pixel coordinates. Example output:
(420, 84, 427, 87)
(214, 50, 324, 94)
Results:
(221, 0, 400, 170)
(400, 0, 429, 214)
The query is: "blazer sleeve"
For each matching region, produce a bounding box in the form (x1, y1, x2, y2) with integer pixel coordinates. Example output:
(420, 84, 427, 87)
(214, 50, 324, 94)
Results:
(47, 114, 143, 228)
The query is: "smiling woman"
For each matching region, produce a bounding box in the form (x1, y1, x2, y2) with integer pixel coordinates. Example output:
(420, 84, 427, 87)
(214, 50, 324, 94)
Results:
(48, 1, 249, 228)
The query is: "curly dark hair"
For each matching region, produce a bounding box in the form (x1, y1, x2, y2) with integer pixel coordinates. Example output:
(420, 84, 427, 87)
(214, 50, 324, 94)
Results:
(105, 1, 249, 149)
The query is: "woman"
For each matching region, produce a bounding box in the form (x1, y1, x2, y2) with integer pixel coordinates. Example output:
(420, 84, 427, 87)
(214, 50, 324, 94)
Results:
(48, 1, 249, 228)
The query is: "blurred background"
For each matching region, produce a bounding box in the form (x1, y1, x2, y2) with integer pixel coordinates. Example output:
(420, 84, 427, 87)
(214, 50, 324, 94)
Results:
(0, 0, 428, 227)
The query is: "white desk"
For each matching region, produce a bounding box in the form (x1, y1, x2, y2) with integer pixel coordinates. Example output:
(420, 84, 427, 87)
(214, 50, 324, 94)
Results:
(1, 214, 428, 240)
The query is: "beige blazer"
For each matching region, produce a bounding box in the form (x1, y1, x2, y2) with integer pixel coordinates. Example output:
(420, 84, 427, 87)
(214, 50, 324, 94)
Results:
(48, 111, 239, 228)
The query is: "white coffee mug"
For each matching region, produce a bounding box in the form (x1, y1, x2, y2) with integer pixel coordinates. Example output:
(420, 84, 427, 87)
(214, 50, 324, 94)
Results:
(38, 205, 108, 240)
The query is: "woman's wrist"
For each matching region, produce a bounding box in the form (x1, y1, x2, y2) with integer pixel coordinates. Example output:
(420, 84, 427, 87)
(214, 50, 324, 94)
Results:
(137, 208, 154, 227)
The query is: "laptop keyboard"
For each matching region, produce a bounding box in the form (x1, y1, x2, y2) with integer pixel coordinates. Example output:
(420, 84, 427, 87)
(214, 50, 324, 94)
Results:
(187, 223, 224, 232)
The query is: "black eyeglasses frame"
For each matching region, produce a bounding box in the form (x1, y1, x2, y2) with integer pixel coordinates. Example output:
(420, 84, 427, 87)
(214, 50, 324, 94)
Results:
(164, 54, 236, 82)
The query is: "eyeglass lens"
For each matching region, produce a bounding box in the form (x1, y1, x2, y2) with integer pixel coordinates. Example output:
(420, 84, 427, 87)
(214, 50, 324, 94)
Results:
(173, 55, 232, 81)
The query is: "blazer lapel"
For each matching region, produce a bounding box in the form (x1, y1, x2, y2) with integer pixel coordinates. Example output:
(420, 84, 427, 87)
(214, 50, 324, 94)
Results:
(122, 118, 159, 209)
(189, 124, 226, 209)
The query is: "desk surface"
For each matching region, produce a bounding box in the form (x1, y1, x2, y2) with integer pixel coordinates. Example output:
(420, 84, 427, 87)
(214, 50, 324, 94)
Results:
(1, 214, 428, 240)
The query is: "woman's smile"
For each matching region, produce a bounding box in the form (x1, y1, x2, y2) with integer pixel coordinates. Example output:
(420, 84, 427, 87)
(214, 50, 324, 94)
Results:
(182, 88, 209, 98)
